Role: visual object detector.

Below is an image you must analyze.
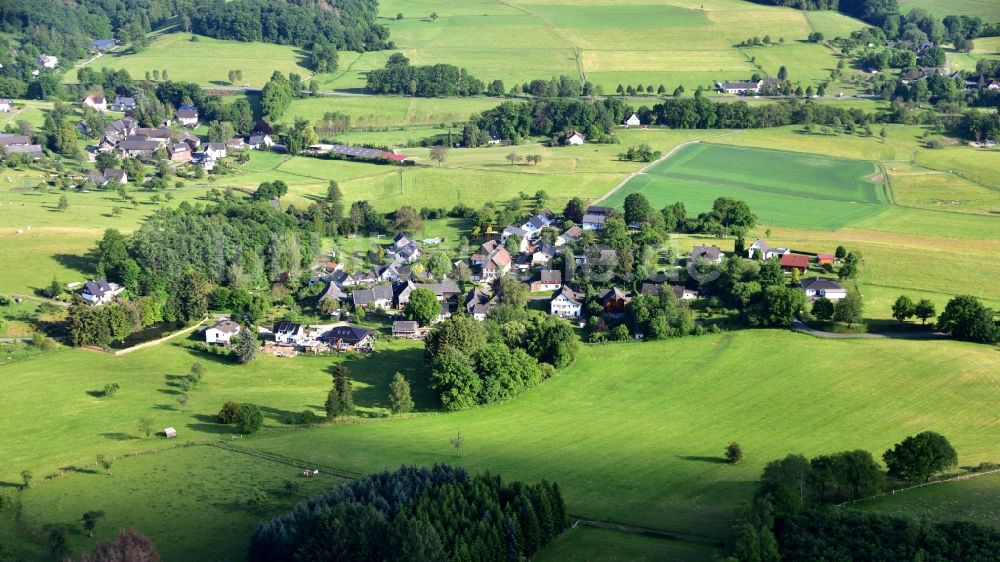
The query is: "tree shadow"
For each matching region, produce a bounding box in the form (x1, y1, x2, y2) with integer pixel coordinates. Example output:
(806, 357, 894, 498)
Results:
(157, 388, 181, 395)
(679, 455, 727, 464)
(0, 481, 20, 488)
(336, 346, 438, 412)
(86, 390, 106, 398)
(100, 432, 138, 441)
(259, 404, 301, 424)
(153, 403, 177, 411)
(184, 422, 234, 435)
(61, 465, 100, 475)
(52, 252, 96, 277)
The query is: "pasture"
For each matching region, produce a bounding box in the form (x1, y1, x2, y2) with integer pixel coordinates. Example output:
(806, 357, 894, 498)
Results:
(2, 331, 997, 559)
(280, 95, 503, 128)
(898, 0, 999, 17)
(604, 143, 887, 230)
(854, 472, 1000, 529)
(535, 526, 722, 561)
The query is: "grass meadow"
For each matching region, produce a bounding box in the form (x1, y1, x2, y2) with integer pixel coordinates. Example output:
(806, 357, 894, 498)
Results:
(898, 0, 999, 17)
(855, 472, 1000, 529)
(535, 526, 722, 561)
(604, 143, 887, 230)
(2, 331, 997, 559)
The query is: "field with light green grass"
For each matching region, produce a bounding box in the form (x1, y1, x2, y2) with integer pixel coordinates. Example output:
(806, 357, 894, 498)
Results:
(2, 331, 998, 560)
(281, 95, 503, 128)
(886, 161, 1000, 215)
(68, 33, 311, 87)
(899, 0, 1000, 17)
(855, 472, 1000, 529)
(604, 142, 887, 230)
(0, 100, 56, 129)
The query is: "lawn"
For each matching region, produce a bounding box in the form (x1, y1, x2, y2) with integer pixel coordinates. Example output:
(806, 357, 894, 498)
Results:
(13, 445, 343, 561)
(854, 472, 1000, 529)
(604, 143, 887, 230)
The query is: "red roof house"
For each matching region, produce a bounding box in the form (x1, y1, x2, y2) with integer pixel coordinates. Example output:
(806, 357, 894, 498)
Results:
(780, 253, 810, 272)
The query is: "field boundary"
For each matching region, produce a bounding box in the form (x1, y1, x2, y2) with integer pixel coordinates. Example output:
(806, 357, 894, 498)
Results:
(836, 467, 1000, 507)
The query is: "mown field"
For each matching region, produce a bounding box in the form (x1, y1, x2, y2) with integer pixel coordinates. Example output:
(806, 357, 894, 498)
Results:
(2, 331, 997, 560)
(898, 0, 1000, 17)
(604, 142, 887, 230)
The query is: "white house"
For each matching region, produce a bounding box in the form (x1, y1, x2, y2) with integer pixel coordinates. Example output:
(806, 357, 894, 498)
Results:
(205, 143, 227, 159)
(37, 55, 59, 69)
(582, 206, 612, 230)
(83, 95, 107, 112)
(550, 287, 583, 318)
(81, 279, 125, 305)
(248, 133, 273, 149)
(205, 319, 241, 345)
(520, 211, 555, 236)
(746, 239, 789, 260)
(801, 277, 847, 301)
(624, 113, 641, 127)
(531, 270, 562, 292)
(565, 131, 585, 146)
(273, 321, 305, 345)
(177, 105, 199, 127)
(717, 80, 761, 94)
(0, 99, 12, 113)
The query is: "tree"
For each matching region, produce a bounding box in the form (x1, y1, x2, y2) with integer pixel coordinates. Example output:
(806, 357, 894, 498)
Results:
(21, 469, 32, 489)
(208, 120, 236, 143)
(506, 152, 522, 165)
(937, 295, 998, 344)
(326, 365, 354, 417)
(525, 316, 578, 368)
(563, 197, 585, 223)
(839, 252, 860, 280)
(623, 192, 652, 224)
(82, 510, 105, 537)
(58, 194, 69, 211)
(430, 145, 448, 167)
(236, 403, 263, 434)
(405, 288, 441, 326)
(726, 442, 744, 464)
(914, 299, 936, 325)
(218, 401, 241, 424)
(389, 372, 414, 414)
(892, 295, 915, 323)
(77, 528, 160, 562)
(424, 315, 488, 363)
(811, 297, 834, 320)
(308, 43, 339, 73)
(97, 454, 113, 475)
(834, 245, 847, 260)
(833, 291, 864, 328)
(883, 431, 958, 483)
(137, 417, 153, 438)
(102, 382, 120, 398)
(246, 488, 268, 512)
(450, 431, 464, 457)
(233, 328, 259, 363)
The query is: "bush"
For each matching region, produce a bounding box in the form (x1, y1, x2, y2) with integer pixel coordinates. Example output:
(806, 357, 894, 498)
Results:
(102, 383, 120, 398)
(299, 410, 319, 424)
(218, 401, 241, 424)
(236, 403, 263, 434)
(726, 442, 744, 464)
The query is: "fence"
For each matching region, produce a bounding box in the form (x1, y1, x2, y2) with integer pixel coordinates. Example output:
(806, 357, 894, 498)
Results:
(836, 467, 1000, 507)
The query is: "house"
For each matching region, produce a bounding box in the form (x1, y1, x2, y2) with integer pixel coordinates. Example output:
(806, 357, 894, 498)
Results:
(987, 80, 1000, 91)
(531, 244, 556, 266)
(671, 285, 698, 300)
(511, 252, 532, 275)
(89, 168, 127, 187)
(779, 253, 810, 273)
(273, 321, 305, 345)
(37, 55, 59, 69)
(388, 236, 421, 264)
(520, 210, 555, 235)
(691, 245, 723, 265)
(90, 39, 118, 51)
(104, 117, 137, 142)
(550, 287, 583, 318)
(599, 287, 629, 314)
(226, 137, 245, 151)
(816, 253, 834, 266)
(500, 226, 530, 252)
(531, 270, 562, 292)
(0, 99, 13, 112)
(556, 225, 583, 246)
(177, 105, 199, 127)
(801, 277, 847, 301)
(0, 134, 30, 147)
(564, 131, 585, 146)
(746, 239, 788, 260)
(624, 113, 641, 127)
(471, 240, 499, 266)
(717, 80, 761, 94)
(464, 288, 493, 320)
(205, 143, 227, 159)
(322, 324, 376, 352)
(81, 279, 124, 305)
(205, 319, 240, 345)
(134, 128, 171, 142)
(118, 138, 163, 158)
(481, 247, 512, 282)
(582, 206, 613, 230)
(168, 143, 191, 162)
(318, 281, 348, 308)
(83, 95, 107, 112)
(3, 144, 43, 159)
(248, 133, 274, 149)
(352, 284, 393, 310)
(110, 96, 136, 112)
(174, 130, 201, 150)
(392, 320, 420, 339)
(194, 153, 216, 171)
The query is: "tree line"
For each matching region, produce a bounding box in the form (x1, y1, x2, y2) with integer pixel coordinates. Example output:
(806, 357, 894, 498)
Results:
(473, 97, 630, 142)
(366, 58, 486, 97)
(249, 464, 568, 562)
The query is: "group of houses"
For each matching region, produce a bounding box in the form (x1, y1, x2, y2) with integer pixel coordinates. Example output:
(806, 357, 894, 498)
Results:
(0, 133, 43, 159)
(203, 317, 377, 354)
(746, 238, 846, 300)
(715, 78, 781, 95)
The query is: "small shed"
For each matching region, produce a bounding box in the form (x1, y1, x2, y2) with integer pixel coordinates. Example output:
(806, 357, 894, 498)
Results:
(816, 253, 834, 265)
(163, 427, 177, 439)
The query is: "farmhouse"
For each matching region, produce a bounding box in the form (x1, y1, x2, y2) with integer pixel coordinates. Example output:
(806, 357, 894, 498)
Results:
(550, 287, 583, 318)
(81, 279, 124, 305)
(624, 113, 641, 127)
(205, 319, 240, 345)
(582, 206, 613, 230)
(37, 55, 59, 69)
(177, 105, 199, 127)
(322, 325, 375, 352)
(110, 96, 136, 112)
(691, 245, 723, 264)
(564, 131, 585, 145)
(746, 239, 789, 260)
(530, 270, 562, 292)
(464, 288, 493, 321)
(779, 253, 810, 272)
(83, 95, 108, 112)
(248, 133, 274, 149)
(0, 99, 11, 112)
(392, 320, 420, 339)
(717, 80, 761, 94)
(352, 284, 394, 310)
(273, 322, 305, 345)
(801, 277, 847, 301)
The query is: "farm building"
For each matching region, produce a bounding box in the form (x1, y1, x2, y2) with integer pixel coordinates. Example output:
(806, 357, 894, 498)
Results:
(817, 253, 834, 266)
(779, 253, 810, 272)
(306, 144, 410, 162)
(624, 113, 641, 127)
(564, 131, 585, 145)
(205, 319, 240, 345)
(392, 320, 420, 339)
(801, 277, 847, 301)
(717, 80, 761, 94)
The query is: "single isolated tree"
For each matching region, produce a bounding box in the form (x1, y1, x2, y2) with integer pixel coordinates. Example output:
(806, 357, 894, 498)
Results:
(506, 152, 522, 166)
(725, 442, 744, 464)
(82, 510, 106, 537)
(883, 431, 958, 482)
(389, 372, 415, 414)
(137, 417, 153, 439)
(450, 431, 464, 457)
(430, 145, 448, 167)
(913, 299, 936, 325)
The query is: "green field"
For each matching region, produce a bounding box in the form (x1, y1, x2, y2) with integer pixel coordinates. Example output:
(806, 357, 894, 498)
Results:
(281, 95, 503, 128)
(855, 472, 1000, 529)
(536, 526, 722, 561)
(3, 331, 998, 559)
(898, 0, 1000, 17)
(604, 142, 887, 230)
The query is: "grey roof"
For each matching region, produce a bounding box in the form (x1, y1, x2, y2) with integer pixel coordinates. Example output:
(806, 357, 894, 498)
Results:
(353, 284, 393, 306)
(322, 324, 374, 344)
(416, 280, 461, 297)
(801, 277, 844, 292)
(585, 206, 613, 215)
(393, 320, 419, 332)
(273, 321, 302, 335)
(552, 287, 582, 306)
(322, 144, 394, 160)
(582, 213, 607, 226)
(112, 96, 136, 108)
(539, 270, 562, 284)
(177, 107, 198, 118)
(207, 142, 227, 151)
(640, 283, 661, 296)
(722, 80, 760, 89)
(465, 288, 492, 316)
(249, 134, 270, 144)
(599, 287, 629, 304)
(209, 319, 240, 334)
(691, 245, 722, 260)
(120, 139, 162, 151)
(83, 279, 114, 296)
(319, 282, 347, 303)
(5, 144, 42, 156)
(560, 226, 583, 240)
(0, 134, 30, 146)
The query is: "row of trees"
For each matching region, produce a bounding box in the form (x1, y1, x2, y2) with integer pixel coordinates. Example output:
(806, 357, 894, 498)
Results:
(473, 97, 630, 142)
(366, 60, 486, 97)
(249, 464, 568, 562)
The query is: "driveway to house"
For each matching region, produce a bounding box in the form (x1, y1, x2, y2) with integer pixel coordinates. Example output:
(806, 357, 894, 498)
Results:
(790, 317, 947, 340)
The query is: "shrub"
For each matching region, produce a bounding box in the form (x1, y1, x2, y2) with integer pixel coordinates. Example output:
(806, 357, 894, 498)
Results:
(218, 401, 241, 424)
(236, 403, 263, 434)
(726, 442, 744, 464)
(102, 383, 120, 398)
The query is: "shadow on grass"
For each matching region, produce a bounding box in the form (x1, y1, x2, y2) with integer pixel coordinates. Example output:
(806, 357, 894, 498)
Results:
(157, 388, 181, 395)
(61, 466, 100, 475)
(0, 481, 20, 488)
(335, 346, 437, 412)
(52, 253, 96, 277)
(679, 455, 728, 464)
(100, 432, 139, 441)
(86, 390, 107, 398)
(184, 422, 235, 435)
(153, 403, 177, 411)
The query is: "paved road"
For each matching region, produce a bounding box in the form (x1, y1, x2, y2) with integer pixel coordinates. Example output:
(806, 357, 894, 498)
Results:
(790, 318, 947, 340)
